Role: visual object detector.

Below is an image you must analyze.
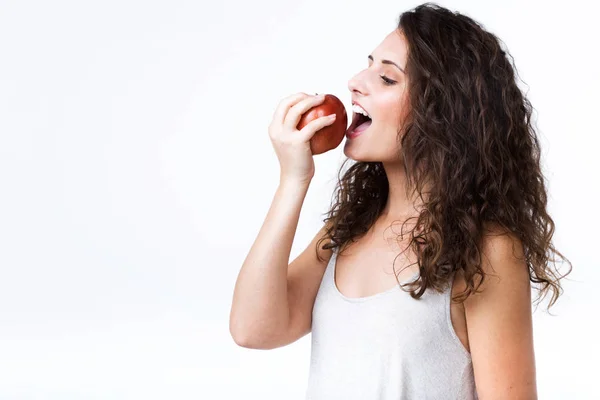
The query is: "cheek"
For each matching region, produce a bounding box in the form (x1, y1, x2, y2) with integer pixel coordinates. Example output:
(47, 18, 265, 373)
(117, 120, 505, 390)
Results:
(375, 108, 407, 136)
(391, 101, 410, 131)
(378, 95, 408, 126)
(375, 98, 409, 151)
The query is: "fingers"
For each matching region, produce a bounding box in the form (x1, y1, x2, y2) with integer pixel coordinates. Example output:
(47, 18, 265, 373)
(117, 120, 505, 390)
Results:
(296, 113, 337, 142)
(271, 92, 310, 129)
(283, 94, 326, 131)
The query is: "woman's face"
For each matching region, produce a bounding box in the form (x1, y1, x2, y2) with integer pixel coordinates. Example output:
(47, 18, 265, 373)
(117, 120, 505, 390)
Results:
(344, 29, 411, 163)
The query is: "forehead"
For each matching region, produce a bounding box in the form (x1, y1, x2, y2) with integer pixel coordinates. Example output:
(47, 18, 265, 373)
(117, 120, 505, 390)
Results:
(371, 30, 408, 67)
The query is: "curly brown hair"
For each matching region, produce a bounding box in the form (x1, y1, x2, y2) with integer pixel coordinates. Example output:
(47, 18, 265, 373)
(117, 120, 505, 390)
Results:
(315, 2, 572, 312)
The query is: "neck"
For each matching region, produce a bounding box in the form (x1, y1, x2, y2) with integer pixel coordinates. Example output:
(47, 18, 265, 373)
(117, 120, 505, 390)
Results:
(379, 161, 427, 223)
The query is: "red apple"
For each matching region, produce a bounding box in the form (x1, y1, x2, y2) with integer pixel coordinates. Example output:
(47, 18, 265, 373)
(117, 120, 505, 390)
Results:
(296, 94, 348, 155)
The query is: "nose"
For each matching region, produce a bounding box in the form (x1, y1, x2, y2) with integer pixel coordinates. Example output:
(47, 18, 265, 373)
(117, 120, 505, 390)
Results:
(347, 72, 366, 97)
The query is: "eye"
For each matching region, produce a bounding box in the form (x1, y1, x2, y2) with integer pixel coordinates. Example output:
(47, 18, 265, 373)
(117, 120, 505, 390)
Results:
(380, 75, 396, 85)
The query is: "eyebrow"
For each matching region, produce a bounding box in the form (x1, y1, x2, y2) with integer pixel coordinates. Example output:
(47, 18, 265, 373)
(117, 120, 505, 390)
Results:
(368, 55, 405, 74)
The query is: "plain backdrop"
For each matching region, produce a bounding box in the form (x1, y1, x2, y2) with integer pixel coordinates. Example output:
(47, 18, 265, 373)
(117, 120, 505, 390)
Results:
(0, 0, 598, 398)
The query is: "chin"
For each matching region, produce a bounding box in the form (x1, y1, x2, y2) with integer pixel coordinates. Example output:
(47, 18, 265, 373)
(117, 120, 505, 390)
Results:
(343, 142, 376, 162)
(342, 128, 377, 160)
(343, 143, 400, 165)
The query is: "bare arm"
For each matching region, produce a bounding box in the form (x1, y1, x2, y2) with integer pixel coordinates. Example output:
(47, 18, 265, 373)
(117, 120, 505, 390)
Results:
(229, 179, 311, 347)
(230, 92, 336, 349)
(465, 229, 537, 399)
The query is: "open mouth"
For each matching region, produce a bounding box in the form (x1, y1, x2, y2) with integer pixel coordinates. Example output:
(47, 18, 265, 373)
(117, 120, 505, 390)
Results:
(347, 112, 372, 135)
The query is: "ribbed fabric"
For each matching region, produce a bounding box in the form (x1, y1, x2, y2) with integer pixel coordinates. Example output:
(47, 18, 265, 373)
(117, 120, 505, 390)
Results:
(305, 247, 478, 400)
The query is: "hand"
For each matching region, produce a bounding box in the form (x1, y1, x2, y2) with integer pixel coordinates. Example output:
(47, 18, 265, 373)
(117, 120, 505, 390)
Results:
(268, 92, 337, 184)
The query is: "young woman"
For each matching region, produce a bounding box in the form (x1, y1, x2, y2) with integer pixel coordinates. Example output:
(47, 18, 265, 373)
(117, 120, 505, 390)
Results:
(230, 3, 571, 399)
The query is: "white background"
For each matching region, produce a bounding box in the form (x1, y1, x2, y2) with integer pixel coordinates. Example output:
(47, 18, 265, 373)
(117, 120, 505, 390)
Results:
(0, 0, 598, 398)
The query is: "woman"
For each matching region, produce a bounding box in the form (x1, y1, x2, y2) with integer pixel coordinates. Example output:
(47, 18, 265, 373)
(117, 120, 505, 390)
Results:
(230, 3, 572, 399)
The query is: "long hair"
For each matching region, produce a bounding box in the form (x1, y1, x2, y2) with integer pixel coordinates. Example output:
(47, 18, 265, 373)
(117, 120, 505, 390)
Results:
(315, 2, 572, 311)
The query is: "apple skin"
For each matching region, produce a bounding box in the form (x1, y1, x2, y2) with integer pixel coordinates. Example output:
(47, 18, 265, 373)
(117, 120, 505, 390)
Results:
(296, 94, 348, 155)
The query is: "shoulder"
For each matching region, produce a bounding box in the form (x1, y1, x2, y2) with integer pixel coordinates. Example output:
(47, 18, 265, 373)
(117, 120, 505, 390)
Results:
(454, 223, 529, 296)
(477, 223, 529, 287)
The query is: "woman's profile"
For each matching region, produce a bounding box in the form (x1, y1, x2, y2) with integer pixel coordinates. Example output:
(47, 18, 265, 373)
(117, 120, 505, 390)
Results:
(230, 3, 572, 399)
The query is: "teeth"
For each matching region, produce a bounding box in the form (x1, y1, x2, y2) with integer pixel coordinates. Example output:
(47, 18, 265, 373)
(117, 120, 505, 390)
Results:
(352, 104, 370, 118)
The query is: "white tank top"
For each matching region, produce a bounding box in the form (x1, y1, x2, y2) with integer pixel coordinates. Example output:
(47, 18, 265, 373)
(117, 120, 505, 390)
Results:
(306, 247, 478, 400)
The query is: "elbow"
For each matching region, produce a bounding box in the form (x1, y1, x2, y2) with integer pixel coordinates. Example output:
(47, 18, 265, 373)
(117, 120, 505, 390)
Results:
(230, 332, 272, 350)
(231, 331, 254, 348)
(229, 308, 288, 349)
(229, 319, 267, 349)
(229, 323, 282, 350)
(229, 317, 252, 348)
